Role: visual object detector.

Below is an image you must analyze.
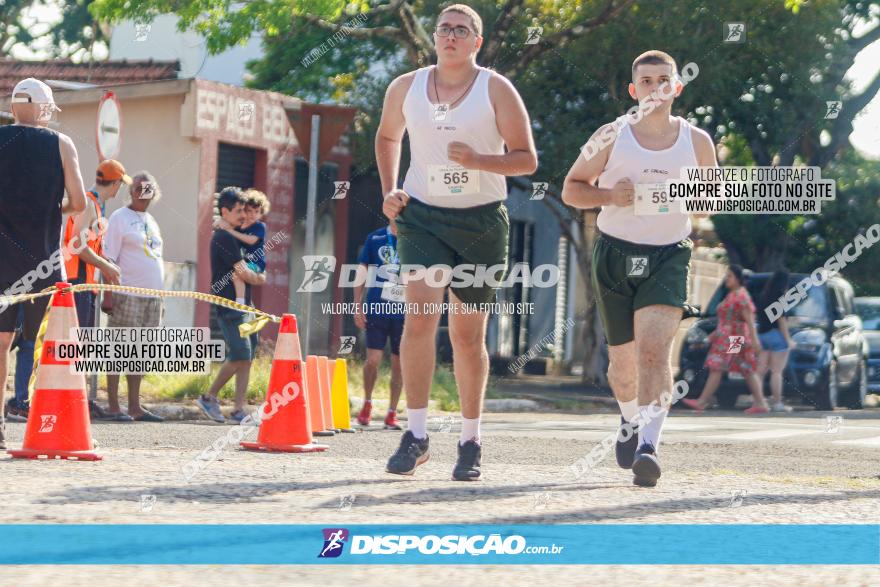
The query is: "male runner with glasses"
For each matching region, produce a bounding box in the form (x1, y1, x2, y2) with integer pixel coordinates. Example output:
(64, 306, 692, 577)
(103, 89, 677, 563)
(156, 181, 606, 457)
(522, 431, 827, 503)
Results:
(376, 4, 537, 480)
(562, 51, 717, 487)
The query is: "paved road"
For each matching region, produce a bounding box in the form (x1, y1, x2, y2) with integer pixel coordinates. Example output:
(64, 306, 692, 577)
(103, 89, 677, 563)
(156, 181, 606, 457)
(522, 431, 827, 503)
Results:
(2, 408, 878, 585)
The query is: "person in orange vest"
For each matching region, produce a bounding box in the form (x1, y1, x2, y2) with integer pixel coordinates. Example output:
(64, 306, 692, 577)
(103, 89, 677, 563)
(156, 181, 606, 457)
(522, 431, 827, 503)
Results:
(62, 159, 126, 420)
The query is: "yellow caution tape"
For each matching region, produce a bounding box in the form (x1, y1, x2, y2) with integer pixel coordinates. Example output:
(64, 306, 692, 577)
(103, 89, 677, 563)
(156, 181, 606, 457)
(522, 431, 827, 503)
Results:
(4, 283, 282, 401)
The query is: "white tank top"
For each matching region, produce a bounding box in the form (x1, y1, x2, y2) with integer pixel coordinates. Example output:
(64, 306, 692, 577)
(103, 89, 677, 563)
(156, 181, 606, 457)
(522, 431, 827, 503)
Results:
(402, 66, 507, 208)
(596, 116, 697, 245)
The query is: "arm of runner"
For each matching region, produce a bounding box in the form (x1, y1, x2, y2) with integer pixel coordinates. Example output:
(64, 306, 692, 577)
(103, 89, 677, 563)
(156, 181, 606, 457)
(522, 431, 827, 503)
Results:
(71, 207, 121, 285)
(59, 134, 86, 214)
(376, 73, 414, 219)
(690, 126, 719, 220)
(354, 264, 368, 330)
(561, 124, 633, 209)
(233, 260, 266, 286)
(446, 75, 538, 176)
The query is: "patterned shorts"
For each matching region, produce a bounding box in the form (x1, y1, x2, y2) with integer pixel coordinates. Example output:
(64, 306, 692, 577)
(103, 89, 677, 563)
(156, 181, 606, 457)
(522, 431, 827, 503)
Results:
(108, 294, 164, 328)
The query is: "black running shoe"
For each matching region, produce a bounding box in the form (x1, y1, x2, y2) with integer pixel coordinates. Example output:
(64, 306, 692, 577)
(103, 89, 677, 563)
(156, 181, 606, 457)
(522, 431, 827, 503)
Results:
(452, 440, 482, 481)
(632, 443, 661, 487)
(615, 416, 639, 469)
(386, 431, 430, 475)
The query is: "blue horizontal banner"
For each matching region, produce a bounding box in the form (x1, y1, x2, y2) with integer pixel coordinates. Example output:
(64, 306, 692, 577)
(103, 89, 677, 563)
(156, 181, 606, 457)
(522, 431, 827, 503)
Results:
(0, 524, 877, 565)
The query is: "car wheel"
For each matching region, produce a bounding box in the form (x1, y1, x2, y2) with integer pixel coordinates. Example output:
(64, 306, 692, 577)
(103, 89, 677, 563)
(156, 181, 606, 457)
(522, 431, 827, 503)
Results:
(814, 360, 839, 411)
(841, 359, 867, 410)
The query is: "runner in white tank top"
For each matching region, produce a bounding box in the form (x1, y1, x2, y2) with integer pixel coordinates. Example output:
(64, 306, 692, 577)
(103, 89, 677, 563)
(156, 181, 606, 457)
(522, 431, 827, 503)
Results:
(595, 115, 697, 245)
(562, 51, 719, 489)
(401, 65, 507, 208)
(375, 5, 537, 482)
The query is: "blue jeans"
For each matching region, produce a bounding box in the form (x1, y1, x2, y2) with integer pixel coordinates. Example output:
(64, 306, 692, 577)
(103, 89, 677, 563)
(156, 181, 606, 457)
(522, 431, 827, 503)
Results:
(217, 309, 259, 362)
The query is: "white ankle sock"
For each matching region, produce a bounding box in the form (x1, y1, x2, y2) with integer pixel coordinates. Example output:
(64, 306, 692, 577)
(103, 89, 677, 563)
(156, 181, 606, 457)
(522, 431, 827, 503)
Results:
(407, 407, 428, 439)
(617, 398, 639, 422)
(459, 417, 481, 445)
(235, 297, 245, 305)
(637, 406, 667, 451)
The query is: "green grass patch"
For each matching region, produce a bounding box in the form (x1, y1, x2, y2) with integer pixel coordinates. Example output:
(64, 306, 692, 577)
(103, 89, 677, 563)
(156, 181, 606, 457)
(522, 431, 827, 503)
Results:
(130, 353, 462, 411)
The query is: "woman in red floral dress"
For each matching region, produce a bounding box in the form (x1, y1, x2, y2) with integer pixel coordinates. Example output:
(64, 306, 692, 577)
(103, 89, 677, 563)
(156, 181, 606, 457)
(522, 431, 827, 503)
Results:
(682, 265, 769, 414)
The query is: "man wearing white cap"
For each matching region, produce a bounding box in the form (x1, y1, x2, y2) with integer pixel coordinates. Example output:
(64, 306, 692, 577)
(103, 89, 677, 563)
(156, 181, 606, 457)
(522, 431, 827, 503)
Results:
(0, 77, 88, 449)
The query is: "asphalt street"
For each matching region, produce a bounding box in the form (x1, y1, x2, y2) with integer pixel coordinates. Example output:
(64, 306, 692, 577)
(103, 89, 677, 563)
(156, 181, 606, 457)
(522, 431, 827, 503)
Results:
(2, 408, 878, 585)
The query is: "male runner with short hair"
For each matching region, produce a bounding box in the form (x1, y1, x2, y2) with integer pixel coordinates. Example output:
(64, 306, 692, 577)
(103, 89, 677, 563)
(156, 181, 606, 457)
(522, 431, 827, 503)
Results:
(376, 3, 537, 480)
(562, 51, 717, 487)
(0, 77, 87, 449)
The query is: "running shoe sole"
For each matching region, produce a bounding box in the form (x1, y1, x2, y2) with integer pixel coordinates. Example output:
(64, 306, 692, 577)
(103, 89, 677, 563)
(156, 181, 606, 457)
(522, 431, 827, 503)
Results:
(632, 453, 661, 487)
(451, 470, 481, 481)
(385, 452, 430, 476)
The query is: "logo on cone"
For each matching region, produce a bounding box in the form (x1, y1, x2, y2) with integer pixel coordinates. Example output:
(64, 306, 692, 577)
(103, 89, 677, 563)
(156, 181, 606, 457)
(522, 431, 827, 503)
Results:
(39, 415, 57, 433)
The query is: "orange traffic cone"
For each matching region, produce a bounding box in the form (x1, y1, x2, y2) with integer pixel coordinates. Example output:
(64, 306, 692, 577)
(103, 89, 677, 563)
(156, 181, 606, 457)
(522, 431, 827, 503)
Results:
(240, 314, 328, 453)
(330, 358, 355, 433)
(318, 356, 337, 432)
(9, 282, 100, 460)
(305, 355, 334, 436)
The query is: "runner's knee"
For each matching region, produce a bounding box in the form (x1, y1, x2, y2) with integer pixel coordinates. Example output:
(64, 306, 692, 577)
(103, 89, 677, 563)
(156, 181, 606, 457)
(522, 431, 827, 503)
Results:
(636, 343, 671, 369)
(607, 361, 636, 392)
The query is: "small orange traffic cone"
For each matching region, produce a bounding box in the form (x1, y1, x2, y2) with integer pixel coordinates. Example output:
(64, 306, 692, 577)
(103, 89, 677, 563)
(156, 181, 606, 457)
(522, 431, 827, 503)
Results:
(330, 358, 355, 433)
(9, 282, 100, 460)
(240, 314, 328, 453)
(318, 356, 337, 432)
(305, 355, 334, 436)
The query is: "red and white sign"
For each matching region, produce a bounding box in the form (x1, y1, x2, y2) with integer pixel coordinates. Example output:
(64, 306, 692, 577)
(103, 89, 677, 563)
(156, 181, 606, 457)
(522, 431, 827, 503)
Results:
(96, 91, 122, 161)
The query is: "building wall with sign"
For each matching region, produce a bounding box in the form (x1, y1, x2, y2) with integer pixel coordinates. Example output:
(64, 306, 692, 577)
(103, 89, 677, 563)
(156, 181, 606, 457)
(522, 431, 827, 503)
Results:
(53, 85, 201, 267)
(3, 79, 355, 349)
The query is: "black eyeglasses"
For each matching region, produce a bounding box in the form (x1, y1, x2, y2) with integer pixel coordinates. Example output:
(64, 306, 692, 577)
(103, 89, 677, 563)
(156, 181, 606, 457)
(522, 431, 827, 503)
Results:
(435, 24, 472, 39)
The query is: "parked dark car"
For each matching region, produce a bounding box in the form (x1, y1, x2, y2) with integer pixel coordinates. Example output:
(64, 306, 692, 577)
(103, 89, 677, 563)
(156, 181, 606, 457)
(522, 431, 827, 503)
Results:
(854, 297, 880, 394)
(678, 272, 869, 410)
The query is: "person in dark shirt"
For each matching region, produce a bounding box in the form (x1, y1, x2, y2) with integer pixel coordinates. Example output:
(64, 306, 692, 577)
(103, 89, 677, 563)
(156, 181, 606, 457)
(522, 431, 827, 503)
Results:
(197, 187, 266, 424)
(0, 78, 87, 450)
(213, 189, 269, 304)
(755, 269, 795, 412)
(354, 222, 406, 430)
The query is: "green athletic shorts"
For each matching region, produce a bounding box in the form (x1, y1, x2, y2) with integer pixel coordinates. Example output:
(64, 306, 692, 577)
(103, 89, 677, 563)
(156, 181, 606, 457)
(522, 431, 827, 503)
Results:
(395, 198, 509, 305)
(592, 231, 692, 346)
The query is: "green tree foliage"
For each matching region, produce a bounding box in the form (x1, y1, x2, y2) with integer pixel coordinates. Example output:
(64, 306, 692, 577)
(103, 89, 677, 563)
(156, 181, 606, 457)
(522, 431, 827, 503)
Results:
(2, 0, 107, 58)
(1, 0, 37, 54)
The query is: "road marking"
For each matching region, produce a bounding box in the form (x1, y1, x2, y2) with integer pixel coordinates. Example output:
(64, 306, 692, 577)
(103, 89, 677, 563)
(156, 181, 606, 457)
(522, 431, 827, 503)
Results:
(831, 435, 880, 447)
(699, 428, 818, 441)
(662, 422, 717, 431)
